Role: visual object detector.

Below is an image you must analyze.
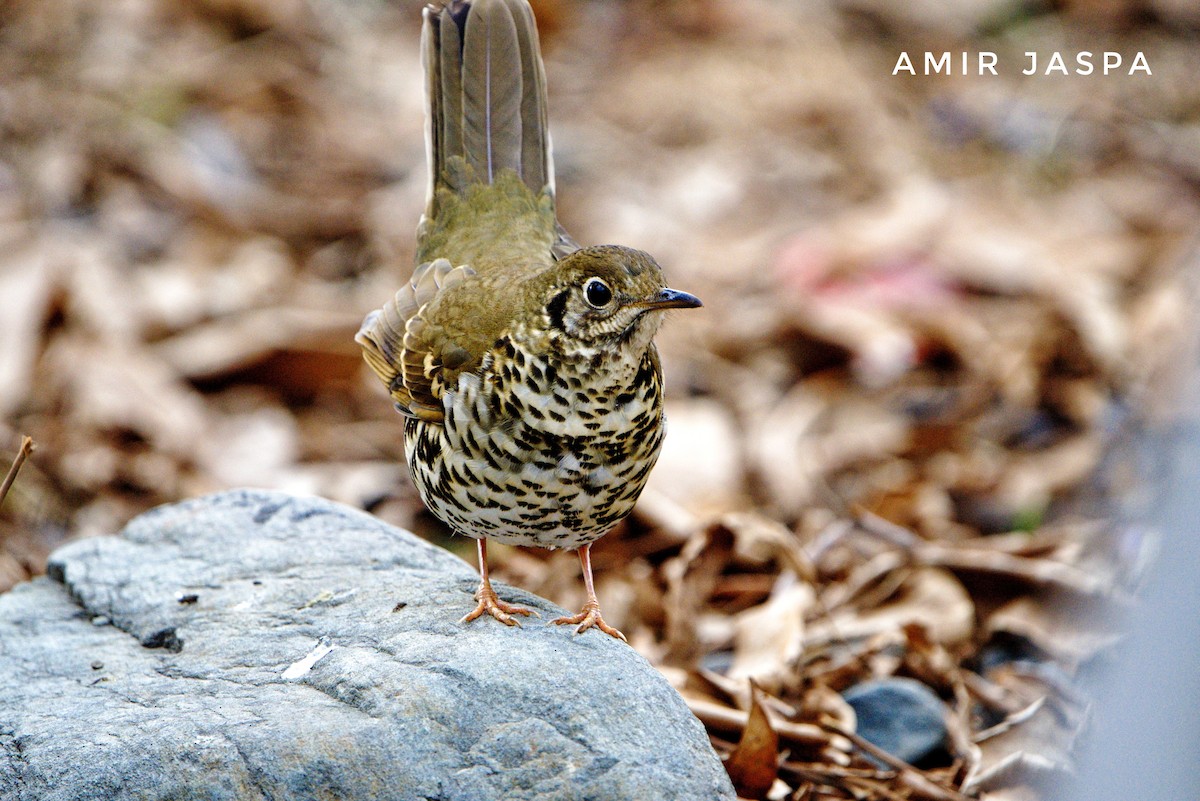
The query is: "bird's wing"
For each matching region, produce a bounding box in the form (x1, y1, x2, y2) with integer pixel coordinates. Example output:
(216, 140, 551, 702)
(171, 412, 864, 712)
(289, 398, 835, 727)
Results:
(356, 258, 478, 422)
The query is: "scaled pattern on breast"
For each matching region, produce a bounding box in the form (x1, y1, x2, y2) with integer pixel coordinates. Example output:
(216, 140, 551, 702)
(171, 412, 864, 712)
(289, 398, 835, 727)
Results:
(405, 321, 665, 549)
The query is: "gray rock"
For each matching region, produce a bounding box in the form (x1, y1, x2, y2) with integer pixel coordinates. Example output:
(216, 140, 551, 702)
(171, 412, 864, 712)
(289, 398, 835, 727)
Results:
(0, 489, 735, 801)
(843, 677, 948, 766)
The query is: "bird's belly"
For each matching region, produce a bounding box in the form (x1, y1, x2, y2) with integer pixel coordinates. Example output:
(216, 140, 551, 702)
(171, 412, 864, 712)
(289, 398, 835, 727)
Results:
(403, 371, 663, 550)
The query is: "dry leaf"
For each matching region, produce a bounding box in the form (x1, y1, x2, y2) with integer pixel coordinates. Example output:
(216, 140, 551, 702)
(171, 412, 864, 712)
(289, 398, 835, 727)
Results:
(729, 574, 813, 684)
(724, 682, 781, 800)
(662, 525, 735, 664)
(45, 337, 210, 458)
(0, 2, 1191, 799)
(807, 568, 974, 647)
(644, 398, 744, 520)
(0, 239, 58, 417)
(985, 591, 1125, 665)
(964, 666, 1085, 795)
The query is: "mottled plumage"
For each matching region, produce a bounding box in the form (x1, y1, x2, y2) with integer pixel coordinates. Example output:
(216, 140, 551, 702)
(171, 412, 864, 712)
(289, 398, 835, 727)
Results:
(357, 0, 700, 639)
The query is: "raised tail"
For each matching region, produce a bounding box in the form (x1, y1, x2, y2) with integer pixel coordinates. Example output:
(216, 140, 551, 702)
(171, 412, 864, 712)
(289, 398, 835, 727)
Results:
(423, 0, 552, 207)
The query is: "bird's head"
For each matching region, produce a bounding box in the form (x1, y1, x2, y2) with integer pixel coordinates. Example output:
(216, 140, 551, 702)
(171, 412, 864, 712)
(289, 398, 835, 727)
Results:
(534, 245, 701, 358)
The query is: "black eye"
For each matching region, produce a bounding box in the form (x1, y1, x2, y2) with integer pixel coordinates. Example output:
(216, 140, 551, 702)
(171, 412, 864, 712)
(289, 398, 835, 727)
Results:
(583, 278, 613, 308)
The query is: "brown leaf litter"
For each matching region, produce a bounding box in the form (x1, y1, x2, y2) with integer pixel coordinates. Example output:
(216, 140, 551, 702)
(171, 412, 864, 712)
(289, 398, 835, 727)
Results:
(2, 0, 1199, 798)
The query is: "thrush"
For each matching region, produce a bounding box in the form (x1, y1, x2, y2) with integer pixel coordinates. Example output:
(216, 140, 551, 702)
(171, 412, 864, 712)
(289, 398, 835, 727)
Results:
(356, 0, 700, 641)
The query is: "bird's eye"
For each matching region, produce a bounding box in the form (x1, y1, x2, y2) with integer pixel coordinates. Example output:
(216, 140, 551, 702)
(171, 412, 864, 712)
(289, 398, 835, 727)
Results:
(583, 278, 614, 308)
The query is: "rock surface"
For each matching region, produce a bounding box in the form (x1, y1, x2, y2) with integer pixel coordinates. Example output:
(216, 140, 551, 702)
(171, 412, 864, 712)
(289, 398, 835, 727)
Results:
(843, 677, 948, 766)
(0, 489, 735, 801)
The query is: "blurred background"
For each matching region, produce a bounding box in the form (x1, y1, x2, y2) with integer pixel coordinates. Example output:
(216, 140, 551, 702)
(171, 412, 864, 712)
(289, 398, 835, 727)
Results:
(1, 0, 1197, 798)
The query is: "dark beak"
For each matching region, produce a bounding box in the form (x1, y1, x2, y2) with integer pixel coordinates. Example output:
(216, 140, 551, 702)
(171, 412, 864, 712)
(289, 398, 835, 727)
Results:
(639, 287, 703, 311)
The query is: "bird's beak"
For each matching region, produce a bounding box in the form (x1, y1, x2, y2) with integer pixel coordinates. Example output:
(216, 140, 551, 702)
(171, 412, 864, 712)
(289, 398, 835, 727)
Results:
(636, 287, 703, 311)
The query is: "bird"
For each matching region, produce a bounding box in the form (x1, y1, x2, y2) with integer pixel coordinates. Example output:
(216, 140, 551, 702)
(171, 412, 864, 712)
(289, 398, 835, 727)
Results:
(356, 0, 701, 641)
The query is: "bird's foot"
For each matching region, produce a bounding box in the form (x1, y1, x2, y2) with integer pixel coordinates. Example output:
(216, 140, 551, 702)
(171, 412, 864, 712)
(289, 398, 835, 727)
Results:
(552, 601, 627, 642)
(461, 584, 537, 627)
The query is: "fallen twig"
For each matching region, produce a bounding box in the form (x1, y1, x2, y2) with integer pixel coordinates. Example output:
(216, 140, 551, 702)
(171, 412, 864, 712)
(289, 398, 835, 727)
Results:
(818, 722, 975, 801)
(0, 436, 34, 509)
(856, 510, 1123, 599)
(972, 696, 1046, 744)
(685, 695, 851, 764)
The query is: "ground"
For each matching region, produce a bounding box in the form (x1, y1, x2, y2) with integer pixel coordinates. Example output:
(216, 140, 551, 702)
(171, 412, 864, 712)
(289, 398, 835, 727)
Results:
(1, 0, 1197, 798)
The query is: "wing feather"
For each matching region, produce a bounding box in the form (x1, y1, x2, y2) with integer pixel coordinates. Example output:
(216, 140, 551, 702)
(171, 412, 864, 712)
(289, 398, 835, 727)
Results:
(356, 258, 479, 422)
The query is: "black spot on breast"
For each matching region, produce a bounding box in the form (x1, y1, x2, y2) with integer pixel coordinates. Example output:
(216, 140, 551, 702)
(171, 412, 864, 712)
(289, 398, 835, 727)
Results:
(628, 459, 655, 484)
(596, 510, 624, 527)
(417, 432, 440, 465)
(483, 446, 504, 470)
(634, 356, 655, 388)
(462, 425, 480, 452)
(634, 414, 659, 438)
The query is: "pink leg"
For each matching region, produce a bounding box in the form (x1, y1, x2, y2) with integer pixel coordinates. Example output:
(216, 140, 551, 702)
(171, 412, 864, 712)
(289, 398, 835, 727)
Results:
(551, 544, 626, 641)
(461, 539, 535, 626)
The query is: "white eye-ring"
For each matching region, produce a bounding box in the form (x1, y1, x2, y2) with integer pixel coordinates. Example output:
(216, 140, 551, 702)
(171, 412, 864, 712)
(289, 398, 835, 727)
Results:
(583, 277, 614, 309)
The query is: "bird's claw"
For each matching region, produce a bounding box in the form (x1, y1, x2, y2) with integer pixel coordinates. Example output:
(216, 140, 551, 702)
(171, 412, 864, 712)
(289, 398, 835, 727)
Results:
(461, 585, 537, 627)
(551, 601, 626, 642)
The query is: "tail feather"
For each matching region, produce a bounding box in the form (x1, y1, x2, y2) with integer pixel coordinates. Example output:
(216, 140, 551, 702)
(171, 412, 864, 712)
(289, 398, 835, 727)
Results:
(512, 0, 550, 194)
(423, 0, 552, 206)
(462, 1, 521, 182)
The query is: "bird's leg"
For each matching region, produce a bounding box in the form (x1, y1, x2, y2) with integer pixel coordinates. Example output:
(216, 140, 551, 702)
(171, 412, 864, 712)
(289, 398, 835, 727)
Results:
(461, 539, 536, 626)
(551, 544, 627, 642)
